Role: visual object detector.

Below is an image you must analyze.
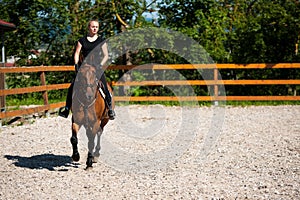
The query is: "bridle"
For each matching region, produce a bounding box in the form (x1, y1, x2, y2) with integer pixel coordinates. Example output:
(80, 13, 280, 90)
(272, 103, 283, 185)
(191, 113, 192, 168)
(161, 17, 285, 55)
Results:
(74, 72, 99, 108)
(73, 66, 101, 126)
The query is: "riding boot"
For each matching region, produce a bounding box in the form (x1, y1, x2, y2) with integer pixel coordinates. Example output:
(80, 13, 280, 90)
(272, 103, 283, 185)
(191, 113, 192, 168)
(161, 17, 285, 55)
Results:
(105, 91, 116, 120)
(59, 82, 73, 118)
(99, 74, 115, 120)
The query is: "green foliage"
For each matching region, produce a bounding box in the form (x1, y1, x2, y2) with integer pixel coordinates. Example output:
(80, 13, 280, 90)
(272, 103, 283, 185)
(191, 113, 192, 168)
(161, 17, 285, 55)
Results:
(1, 0, 300, 106)
(5, 73, 42, 103)
(158, 0, 300, 63)
(5, 70, 75, 105)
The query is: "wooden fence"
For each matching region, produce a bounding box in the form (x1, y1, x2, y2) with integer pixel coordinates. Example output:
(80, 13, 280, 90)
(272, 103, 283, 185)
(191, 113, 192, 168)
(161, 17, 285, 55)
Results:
(0, 63, 299, 120)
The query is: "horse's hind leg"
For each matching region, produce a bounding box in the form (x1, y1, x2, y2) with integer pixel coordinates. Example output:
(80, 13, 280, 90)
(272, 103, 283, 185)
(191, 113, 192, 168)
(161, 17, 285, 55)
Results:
(93, 129, 102, 163)
(93, 135, 101, 163)
(71, 123, 80, 162)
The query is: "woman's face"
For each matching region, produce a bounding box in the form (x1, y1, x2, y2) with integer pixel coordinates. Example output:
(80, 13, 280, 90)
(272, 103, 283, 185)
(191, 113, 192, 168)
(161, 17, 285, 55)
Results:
(88, 21, 99, 35)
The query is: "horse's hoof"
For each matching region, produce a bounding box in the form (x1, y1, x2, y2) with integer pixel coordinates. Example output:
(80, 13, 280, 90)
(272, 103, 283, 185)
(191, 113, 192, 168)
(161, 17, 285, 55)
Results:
(86, 157, 93, 168)
(92, 156, 99, 163)
(72, 152, 80, 162)
(85, 166, 93, 171)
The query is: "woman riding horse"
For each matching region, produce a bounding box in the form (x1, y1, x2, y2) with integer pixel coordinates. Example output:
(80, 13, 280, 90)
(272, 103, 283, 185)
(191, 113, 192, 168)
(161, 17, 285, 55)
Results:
(59, 19, 116, 120)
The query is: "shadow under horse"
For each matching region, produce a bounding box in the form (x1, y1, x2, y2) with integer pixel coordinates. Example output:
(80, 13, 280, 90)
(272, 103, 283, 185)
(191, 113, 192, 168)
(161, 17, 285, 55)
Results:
(70, 63, 114, 170)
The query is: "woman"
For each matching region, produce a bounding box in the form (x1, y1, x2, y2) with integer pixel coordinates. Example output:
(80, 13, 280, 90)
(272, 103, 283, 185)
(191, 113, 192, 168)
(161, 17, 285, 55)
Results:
(59, 20, 116, 120)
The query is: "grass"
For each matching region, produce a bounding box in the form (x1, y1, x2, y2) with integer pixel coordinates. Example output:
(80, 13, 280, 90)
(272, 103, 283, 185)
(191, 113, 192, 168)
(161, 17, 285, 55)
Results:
(4, 97, 66, 111)
(224, 101, 300, 106)
(4, 96, 300, 109)
(115, 100, 300, 107)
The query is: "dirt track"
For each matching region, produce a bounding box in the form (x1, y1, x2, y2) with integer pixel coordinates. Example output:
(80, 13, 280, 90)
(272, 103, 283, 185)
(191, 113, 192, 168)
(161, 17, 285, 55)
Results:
(0, 105, 299, 199)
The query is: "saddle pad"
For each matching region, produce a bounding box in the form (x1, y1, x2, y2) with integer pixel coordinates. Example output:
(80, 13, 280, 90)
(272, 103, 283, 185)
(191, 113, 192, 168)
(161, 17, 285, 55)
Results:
(98, 86, 106, 99)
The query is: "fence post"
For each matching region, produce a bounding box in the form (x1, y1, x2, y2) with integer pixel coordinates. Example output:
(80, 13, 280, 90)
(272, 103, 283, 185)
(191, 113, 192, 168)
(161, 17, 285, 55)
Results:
(0, 63, 4, 126)
(0, 62, 5, 112)
(213, 67, 219, 105)
(40, 71, 49, 117)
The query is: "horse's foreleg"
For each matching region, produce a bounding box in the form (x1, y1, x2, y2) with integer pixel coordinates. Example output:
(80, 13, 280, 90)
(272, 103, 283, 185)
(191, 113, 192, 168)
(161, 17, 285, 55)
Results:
(86, 128, 96, 169)
(71, 123, 80, 162)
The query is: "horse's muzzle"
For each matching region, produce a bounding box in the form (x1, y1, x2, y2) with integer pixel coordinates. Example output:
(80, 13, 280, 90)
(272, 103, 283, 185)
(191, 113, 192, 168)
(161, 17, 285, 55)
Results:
(85, 85, 95, 101)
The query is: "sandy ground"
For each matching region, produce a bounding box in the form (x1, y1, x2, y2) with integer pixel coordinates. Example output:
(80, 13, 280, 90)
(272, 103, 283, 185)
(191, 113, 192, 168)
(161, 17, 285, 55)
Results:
(0, 105, 299, 199)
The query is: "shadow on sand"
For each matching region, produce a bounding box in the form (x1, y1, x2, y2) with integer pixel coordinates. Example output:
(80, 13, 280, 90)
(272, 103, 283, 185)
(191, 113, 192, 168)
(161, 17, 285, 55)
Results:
(4, 153, 80, 171)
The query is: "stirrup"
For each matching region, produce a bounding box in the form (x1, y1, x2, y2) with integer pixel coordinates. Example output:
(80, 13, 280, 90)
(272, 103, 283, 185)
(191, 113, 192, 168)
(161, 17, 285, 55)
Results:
(58, 106, 70, 118)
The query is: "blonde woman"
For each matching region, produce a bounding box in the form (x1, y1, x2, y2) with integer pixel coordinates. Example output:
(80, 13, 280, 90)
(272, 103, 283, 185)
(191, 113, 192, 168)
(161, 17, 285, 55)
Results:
(59, 20, 115, 120)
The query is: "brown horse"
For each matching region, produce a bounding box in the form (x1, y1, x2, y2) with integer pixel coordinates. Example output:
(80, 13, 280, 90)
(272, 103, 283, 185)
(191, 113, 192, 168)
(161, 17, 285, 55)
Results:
(70, 63, 114, 170)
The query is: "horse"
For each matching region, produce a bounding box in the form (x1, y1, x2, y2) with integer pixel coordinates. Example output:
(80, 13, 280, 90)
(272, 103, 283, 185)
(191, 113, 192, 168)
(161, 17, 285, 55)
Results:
(70, 63, 114, 170)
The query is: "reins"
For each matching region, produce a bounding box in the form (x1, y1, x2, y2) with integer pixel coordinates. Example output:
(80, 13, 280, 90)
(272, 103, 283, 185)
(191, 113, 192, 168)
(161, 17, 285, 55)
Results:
(73, 73, 100, 127)
(75, 93, 96, 110)
(73, 71, 99, 109)
(73, 63, 109, 127)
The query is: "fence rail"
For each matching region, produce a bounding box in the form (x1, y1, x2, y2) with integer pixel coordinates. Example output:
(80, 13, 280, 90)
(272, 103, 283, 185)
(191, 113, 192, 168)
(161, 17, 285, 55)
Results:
(0, 63, 299, 120)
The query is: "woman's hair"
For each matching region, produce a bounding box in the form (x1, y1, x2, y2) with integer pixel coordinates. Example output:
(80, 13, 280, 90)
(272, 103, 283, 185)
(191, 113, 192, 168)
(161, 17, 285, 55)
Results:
(88, 19, 99, 27)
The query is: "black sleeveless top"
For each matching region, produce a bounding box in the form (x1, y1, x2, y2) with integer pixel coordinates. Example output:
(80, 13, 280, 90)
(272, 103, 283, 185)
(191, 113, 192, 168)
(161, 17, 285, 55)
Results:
(78, 35, 104, 67)
(78, 35, 104, 58)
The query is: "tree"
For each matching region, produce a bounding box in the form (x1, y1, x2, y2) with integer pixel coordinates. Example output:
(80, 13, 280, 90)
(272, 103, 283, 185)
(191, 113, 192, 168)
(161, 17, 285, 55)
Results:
(0, 0, 152, 66)
(158, 0, 230, 62)
(229, 0, 300, 63)
(157, 0, 300, 63)
(1, 0, 299, 99)
(157, 0, 300, 97)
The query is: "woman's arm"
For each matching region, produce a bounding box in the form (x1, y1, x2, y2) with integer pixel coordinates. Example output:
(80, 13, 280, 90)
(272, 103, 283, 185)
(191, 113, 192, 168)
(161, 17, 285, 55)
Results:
(100, 42, 109, 66)
(74, 41, 82, 65)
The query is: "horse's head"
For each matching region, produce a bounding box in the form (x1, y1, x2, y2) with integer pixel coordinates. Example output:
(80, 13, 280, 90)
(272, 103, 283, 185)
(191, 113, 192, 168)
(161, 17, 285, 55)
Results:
(75, 64, 98, 103)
